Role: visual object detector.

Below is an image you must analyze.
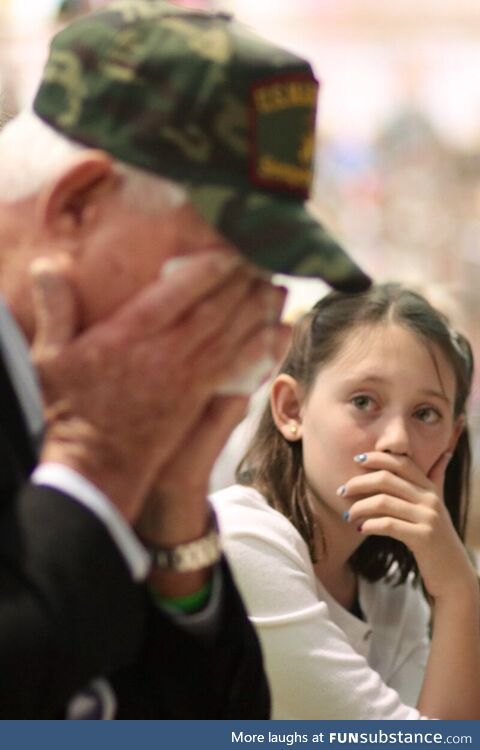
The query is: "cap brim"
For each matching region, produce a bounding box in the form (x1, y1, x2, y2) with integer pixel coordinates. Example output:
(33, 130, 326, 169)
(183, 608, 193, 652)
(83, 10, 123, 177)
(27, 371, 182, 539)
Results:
(186, 184, 371, 292)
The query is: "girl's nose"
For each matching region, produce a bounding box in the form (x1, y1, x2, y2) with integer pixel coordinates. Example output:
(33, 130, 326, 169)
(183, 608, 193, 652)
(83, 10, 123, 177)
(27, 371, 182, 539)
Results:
(374, 416, 411, 457)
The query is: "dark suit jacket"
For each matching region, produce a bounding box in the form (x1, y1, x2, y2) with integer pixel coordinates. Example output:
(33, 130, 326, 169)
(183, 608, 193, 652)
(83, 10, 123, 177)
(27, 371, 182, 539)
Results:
(0, 351, 270, 718)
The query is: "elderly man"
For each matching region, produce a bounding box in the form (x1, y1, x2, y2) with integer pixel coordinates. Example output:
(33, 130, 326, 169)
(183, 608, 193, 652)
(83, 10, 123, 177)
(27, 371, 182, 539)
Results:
(0, 0, 369, 718)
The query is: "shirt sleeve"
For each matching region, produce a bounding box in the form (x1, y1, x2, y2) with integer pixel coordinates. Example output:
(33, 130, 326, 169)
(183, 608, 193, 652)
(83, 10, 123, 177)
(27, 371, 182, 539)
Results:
(31, 463, 222, 636)
(377, 581, 430, 707)
(157, 565, 223, 640)
(213, 488, 431, 720)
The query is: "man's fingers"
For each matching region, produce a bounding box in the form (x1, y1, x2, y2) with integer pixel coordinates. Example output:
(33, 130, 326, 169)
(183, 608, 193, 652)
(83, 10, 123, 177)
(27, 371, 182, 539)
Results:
(174, 277, 287, 361)
(173, 272, 253, 357)
(214, 281, 287, 351)
(152, 396, 248, 500)
(186, 396, 248, 474)
(207, 323, 291, 395)
(30, 258, 79, 357)
(115, 251, 245, 339)
(271, 321, 292, 361)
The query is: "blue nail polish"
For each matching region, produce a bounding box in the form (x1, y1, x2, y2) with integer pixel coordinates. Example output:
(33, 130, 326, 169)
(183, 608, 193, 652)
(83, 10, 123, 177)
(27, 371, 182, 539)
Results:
(342, 511, 350, 521)
(336, 484, 346, 496)
(354, 453, 367, 463)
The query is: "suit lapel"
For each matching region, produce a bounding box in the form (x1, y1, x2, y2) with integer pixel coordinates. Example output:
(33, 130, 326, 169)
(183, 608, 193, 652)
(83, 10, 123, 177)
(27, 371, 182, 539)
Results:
(0, 350, 37, 487)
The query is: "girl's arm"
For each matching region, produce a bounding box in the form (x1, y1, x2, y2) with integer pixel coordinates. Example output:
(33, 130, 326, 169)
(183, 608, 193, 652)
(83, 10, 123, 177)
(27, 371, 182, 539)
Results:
(345, 451, 480, 720)
(211, 487, 430, 720)
(418, 582, 479, 718)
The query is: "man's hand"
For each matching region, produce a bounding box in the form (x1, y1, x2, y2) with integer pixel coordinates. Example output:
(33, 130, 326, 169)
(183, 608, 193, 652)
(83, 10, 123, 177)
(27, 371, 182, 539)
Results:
(135, 279, 289, 595)
(31, 252, 286, 524)
(136, 395, 250, 596)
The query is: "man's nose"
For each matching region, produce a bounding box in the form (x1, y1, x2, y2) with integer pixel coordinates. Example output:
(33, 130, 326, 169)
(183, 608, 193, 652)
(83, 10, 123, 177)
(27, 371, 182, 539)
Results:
(374, 416, 411, 457)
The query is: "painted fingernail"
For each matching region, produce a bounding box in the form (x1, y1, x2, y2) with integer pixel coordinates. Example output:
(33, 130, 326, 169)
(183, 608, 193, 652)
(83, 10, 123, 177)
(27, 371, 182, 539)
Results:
(354, 453, 367, 463)
(342, 510, 350, 521)
(356, 524, 363, 532)
(336, 484, 346, 496)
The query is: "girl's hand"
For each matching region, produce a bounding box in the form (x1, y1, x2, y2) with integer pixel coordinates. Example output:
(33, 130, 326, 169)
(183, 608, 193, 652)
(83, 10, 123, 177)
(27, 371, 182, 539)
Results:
(342, 452, 477, 601)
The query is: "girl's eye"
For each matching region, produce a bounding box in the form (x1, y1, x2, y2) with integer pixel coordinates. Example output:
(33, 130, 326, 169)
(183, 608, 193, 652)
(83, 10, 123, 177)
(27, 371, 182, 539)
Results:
(414, 406, 442, 425)
(351, 395, 374, 411)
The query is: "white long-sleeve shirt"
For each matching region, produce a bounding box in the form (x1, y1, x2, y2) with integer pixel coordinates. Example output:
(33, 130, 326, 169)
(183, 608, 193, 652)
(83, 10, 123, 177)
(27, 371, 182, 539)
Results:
(211, 484, 432, 720)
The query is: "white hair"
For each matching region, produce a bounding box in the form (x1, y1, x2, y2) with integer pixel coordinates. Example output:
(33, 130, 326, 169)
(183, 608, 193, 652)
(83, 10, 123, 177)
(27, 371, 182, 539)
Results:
(0, 109, 187, 214)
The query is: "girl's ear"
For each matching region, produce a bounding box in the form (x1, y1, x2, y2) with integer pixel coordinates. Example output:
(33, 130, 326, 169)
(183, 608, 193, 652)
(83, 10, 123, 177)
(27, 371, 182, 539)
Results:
(270, 374, 304, 441)
(447, 414, 466, 454)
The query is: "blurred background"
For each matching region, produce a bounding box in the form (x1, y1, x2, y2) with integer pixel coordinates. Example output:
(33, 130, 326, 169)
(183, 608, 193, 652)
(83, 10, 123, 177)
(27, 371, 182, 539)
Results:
(1, 0, 479, 551)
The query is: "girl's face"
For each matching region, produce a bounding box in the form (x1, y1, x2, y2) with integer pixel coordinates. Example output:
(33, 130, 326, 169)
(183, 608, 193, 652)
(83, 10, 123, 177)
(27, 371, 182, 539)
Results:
(296, 323, 462, 518)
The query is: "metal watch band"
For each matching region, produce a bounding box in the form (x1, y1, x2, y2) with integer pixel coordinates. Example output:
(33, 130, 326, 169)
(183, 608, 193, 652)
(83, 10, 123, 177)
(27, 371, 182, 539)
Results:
(146, 510, 221, 573)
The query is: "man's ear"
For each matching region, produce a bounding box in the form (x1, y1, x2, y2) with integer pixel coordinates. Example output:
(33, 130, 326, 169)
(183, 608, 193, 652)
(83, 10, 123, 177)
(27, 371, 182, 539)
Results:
(35, 150, 119, 243)
(270, 374, 304, 441)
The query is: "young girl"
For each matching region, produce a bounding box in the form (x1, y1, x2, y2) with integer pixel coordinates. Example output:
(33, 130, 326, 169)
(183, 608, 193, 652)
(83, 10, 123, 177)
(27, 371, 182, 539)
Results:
(211, 283, 480, 720)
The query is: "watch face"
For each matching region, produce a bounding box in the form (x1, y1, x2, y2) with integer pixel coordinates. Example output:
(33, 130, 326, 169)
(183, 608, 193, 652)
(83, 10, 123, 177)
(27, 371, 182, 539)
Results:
(149, 513, 221, 572)
(171, 529, 221, 572)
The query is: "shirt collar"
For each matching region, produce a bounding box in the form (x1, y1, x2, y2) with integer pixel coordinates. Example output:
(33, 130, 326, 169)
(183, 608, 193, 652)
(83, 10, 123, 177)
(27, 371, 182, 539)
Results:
(0, 297, 43, 440)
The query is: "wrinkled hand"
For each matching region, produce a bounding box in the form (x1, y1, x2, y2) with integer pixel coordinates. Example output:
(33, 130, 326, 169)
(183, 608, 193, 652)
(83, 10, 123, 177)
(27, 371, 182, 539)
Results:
(136, 285, 290, 548)
(343, 452, 477, 600)
(31, 252, 286, 524)
(136, 395, 248, 544)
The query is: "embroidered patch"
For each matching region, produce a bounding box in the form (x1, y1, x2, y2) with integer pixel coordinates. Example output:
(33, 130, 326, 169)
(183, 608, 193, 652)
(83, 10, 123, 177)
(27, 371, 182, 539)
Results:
(249, 74, 318, 197)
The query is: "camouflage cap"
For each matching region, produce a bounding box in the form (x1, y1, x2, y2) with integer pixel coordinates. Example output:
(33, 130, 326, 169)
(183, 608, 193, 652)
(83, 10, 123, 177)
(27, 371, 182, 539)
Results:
(33, 0, 370, 291)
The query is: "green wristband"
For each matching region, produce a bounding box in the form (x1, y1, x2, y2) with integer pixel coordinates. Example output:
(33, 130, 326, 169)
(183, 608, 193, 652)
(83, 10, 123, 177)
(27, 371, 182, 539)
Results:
(149, 580, 213, 614)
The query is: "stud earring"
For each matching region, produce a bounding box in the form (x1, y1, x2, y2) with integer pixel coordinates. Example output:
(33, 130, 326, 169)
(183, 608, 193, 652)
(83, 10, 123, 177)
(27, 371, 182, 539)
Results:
(289, 424, 298, 436)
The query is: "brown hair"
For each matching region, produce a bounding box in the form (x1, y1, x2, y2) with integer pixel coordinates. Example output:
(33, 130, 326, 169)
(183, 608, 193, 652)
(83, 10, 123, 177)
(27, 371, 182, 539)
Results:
(237, 283, 474, 585)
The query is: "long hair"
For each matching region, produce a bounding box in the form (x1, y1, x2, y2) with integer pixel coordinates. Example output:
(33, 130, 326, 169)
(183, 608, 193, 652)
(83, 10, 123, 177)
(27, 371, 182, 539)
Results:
(237, 283, 474, 585)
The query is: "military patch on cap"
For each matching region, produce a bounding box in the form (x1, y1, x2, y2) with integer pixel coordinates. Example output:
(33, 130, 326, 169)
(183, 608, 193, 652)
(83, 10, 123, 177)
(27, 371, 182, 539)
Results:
(250, 74, 318, 198)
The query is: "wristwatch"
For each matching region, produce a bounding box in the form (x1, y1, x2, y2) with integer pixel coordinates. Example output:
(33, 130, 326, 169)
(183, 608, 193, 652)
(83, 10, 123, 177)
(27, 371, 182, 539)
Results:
(145, 509, 221, 573)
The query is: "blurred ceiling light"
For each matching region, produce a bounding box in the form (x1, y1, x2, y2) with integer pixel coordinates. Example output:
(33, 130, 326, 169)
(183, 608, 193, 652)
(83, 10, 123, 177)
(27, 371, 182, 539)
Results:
(7, 0, 61, 29)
